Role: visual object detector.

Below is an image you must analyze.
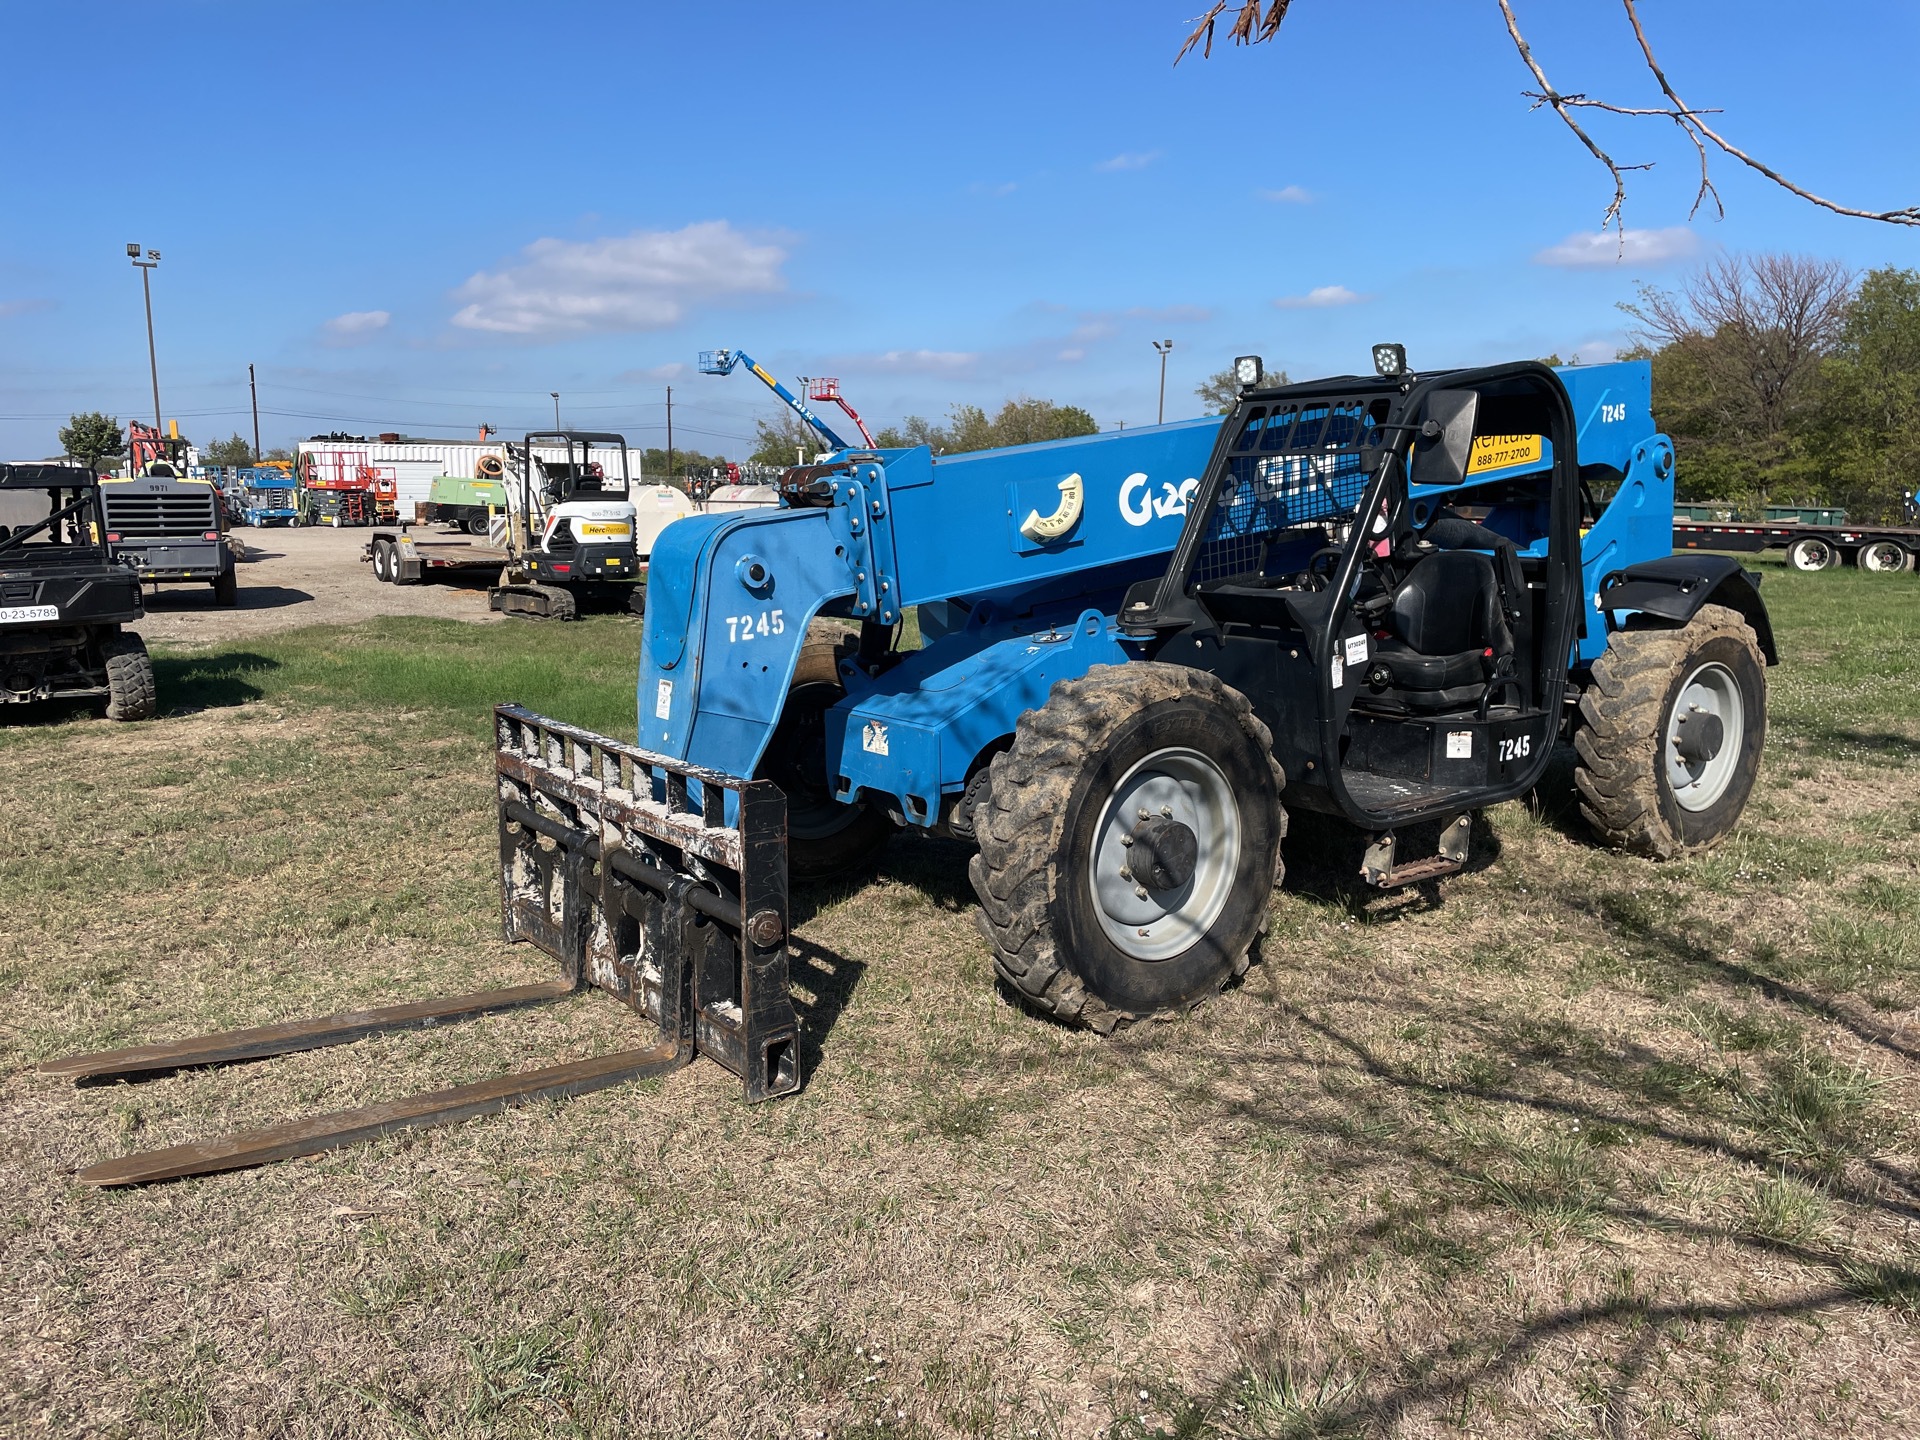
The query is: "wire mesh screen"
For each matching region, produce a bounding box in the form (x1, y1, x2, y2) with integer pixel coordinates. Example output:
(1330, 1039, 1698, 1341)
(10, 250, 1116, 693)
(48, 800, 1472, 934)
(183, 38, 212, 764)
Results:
(1193, 397, 1389, 585)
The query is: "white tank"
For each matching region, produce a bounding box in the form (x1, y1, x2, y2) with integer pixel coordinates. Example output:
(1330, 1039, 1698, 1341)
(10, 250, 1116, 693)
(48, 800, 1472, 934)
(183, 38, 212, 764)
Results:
(703, 484, 781, 514)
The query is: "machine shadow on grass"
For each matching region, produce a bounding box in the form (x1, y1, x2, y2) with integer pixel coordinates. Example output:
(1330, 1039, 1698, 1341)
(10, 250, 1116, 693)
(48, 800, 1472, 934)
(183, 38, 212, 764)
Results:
(151, 651, 280, 711)
(1100, 969, 1920, 1435)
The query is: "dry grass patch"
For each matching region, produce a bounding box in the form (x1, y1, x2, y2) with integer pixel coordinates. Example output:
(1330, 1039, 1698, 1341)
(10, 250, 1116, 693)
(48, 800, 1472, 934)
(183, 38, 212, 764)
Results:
(3, 565, 1919, 1437)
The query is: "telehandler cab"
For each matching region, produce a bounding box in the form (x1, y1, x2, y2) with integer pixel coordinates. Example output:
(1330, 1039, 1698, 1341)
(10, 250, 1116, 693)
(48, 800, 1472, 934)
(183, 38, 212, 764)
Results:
(44, 349, 1776, 1185)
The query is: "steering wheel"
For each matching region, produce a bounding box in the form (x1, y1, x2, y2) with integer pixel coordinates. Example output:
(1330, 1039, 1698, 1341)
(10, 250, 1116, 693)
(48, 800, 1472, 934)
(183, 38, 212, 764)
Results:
(1292, 545, 1344, 592)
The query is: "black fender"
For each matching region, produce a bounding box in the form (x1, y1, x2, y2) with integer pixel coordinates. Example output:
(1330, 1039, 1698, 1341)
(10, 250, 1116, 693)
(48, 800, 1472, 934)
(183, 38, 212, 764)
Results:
(1596, 554, 1778, 664)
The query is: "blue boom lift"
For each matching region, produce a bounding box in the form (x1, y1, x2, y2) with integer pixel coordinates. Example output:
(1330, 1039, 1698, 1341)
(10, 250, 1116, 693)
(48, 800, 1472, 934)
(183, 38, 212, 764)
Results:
(48, 345, 1778, 1185)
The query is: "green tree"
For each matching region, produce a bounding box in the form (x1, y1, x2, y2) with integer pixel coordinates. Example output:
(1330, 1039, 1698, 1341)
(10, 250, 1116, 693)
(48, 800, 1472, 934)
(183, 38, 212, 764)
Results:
(1195, 366, 1291, 414)
(203, 433, 254, 467)
(750, 413, 821, 467)
(57, 411, 123, 469)
(1625, 253, 1854, 508)
(1801, 266, 1920, 521)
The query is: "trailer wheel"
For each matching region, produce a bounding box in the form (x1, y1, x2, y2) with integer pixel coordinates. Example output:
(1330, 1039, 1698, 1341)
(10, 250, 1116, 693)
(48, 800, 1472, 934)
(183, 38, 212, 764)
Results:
(464, 514, 490, 537)
(371, 539, 394, 582)
(212, 569, 238, 607)
(1859, 539, 1910, 574)
(970, 664, 1286, 1033)
(1574, 604, 1766, 860)
(757, 622, 898, 882)
(1786, 536, 1837, 572)
(103, 633, 157, 722)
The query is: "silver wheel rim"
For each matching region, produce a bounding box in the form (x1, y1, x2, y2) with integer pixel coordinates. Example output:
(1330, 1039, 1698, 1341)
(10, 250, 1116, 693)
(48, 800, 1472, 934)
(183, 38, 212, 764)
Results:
(1088, 747, 1239, 961)
(1666, 661, 1744, 812)
(1791, 540, 1831, 570)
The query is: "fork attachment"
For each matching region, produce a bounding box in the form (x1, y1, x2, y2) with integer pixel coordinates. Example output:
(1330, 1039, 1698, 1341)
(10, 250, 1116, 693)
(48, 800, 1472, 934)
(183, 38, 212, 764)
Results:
(494, 704, 800, 1101)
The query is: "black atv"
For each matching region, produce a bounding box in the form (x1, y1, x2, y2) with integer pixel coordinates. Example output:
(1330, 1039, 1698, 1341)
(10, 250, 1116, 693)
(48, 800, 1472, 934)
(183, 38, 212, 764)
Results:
(0, 464, 156, 721)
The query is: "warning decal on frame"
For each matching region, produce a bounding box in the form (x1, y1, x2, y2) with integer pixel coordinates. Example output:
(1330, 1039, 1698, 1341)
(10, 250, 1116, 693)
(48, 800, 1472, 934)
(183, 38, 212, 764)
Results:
(1330, 655, 1345, 689)
(1343, 633, 1368, 666)
(1446, 731, 1473, 759)
(862, 720, 890, 756)
(655, 679, 673, 719)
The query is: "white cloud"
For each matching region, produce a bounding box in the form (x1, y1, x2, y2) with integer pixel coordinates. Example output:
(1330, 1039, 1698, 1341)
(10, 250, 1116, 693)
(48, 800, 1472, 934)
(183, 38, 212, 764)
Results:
(450, 221, 787, 337)
(1274, 285, 1368, 310)
(1533, 226, 1699, 269)
(321, 310, 391, 344)
(1057, 348, 1085, 362)
(1258, 185, 1313, 204)
(1096, 150, 1162, 172)
(617, 362, 687, 383)
(0, 298, 54, 319)
(870, 349, 979, 375)
(1122, 304, 1213, 324)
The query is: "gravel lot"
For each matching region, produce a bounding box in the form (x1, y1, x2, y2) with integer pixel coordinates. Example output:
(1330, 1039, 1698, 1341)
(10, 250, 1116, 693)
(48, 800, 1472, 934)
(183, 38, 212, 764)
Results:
(136, 525, 503, 644)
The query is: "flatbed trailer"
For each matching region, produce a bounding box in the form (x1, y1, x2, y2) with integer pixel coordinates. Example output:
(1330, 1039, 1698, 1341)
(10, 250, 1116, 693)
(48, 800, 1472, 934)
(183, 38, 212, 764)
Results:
(362, 527, 509, 585)
(1673, 518, 1919, 574)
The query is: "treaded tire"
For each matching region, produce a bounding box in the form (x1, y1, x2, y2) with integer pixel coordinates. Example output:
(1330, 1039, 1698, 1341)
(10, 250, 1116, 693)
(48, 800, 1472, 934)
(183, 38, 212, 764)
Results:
(103, 632, 157, 722)
(1786, 536, 1837, 572)
(758, 621, 897, 882)
(213, 568, 238, 606)
(371, 540, 394, 582)
(1573, 604, 1766, 859)
(969, 663, 1287, 1033)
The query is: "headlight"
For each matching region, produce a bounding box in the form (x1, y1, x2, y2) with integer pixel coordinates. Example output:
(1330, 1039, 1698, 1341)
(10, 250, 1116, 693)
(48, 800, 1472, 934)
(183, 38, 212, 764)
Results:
(1371, 342, 1407, 377)
(1233, 355, 1264, 388)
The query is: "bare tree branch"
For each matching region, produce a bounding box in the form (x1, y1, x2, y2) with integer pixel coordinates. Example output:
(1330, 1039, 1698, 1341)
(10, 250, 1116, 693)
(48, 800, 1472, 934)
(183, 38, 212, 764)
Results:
(1618, 0, 1920, 226)
(1178, 0, 1920, 229)
(1495, 0, 1643, 231)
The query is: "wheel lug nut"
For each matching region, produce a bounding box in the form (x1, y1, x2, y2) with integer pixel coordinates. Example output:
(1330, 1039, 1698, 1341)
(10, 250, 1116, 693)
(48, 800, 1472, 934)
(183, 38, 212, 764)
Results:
(1120, 835, 1134, 847)
(1134, 885, 1149, 899)
(1119, 867, 1132, 880)
(1161, 806, 1172, 817)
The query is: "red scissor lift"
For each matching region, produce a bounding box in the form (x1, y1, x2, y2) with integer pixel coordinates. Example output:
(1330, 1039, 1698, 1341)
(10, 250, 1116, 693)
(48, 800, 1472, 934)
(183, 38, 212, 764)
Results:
(300, 451, 398, 526)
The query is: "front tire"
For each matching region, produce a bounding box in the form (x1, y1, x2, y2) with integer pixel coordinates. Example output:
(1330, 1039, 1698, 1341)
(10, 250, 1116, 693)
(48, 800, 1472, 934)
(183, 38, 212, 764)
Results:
(103, 633, 157, 722)
(1573, 604, 1767, 859)
(970, 664, 1286, 1033)
(756, 622, 897, 882)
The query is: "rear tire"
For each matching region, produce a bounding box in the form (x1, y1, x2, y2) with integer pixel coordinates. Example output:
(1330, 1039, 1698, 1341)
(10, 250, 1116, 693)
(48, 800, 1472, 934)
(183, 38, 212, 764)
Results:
(465, 514, 490, 537)
(1860, 539, 1909, 574)
(212, 569, 238, 607)
(757, 622, 897, 882)
(1786, 536, 1837, 572)
(970, 664, 1286, 1033)
(103, 633, 157, 722)
(371, 540, 394, 582)
(1573, 604, 1766, 859)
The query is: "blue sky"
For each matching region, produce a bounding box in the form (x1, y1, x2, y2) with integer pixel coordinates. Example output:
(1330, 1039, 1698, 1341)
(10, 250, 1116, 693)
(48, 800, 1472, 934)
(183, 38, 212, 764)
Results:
(3, 0, 1917, 462)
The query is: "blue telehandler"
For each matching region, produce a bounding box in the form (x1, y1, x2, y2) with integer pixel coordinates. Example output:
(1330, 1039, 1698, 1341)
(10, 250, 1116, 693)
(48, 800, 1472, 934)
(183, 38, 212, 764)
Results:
(47, 347, 1778, 1185)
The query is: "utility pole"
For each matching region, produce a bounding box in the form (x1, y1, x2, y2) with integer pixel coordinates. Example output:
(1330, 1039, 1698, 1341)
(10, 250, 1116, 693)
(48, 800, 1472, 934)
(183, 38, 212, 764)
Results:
(248, 363, 260, 461)
(1153, 339, 1174, 425)
(127, 244, 162, 430)
(665, 385, 674, 481)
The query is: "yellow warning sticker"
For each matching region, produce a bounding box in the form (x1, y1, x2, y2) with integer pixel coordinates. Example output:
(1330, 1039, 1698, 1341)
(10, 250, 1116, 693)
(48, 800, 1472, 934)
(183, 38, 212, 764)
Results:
(1468, 434, 1544, 473)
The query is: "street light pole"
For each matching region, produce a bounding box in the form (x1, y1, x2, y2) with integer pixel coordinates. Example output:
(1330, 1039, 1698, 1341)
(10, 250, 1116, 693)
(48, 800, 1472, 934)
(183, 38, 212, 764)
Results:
(550, 392, 561, 428)
(249, 363, 261, 462)
(1153, 339, 1174, 426)
(127, 244, 162, 430)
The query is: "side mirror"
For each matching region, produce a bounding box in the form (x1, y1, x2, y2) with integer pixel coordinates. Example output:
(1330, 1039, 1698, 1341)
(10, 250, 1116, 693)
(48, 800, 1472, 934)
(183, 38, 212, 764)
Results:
(1410, 388, 1479, 488)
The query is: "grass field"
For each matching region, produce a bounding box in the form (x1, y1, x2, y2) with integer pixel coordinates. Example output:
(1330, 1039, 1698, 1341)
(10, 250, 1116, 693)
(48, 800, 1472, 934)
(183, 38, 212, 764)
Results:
(2, 559, 1917, 1439)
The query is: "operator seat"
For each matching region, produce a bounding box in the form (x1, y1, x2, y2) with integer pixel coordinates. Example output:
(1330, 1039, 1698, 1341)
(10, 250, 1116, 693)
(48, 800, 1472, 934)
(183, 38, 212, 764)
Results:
(1364, 519, 1520, 713)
